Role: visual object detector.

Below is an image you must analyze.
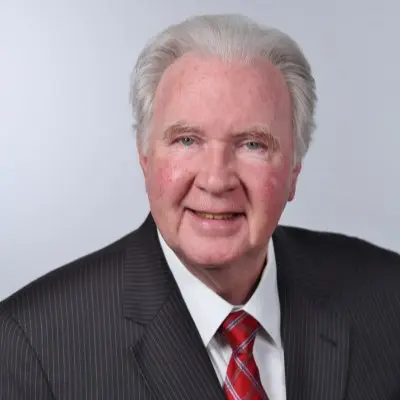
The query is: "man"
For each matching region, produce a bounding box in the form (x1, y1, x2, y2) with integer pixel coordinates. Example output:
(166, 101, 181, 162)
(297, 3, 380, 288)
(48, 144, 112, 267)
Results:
(1, 13, 400, 400)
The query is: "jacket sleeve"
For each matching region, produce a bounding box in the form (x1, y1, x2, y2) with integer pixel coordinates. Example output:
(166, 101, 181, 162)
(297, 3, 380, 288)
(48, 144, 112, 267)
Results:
(0, 308, 55, 400)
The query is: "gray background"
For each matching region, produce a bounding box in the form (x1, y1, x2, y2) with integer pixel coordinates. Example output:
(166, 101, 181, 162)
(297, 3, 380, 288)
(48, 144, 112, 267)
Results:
(1, 0, 399, 301)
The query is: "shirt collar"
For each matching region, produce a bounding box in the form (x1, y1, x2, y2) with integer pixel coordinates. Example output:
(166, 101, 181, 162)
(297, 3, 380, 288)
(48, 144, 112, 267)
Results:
(158, 230, 282, 348)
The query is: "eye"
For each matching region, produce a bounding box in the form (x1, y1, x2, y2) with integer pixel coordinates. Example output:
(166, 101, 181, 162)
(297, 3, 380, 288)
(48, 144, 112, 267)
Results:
(178, 136, 195, 146)
(244, 141, 264, 150)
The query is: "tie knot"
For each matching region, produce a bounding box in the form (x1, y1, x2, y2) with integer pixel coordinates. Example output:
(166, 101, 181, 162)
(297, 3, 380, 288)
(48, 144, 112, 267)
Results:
(220, 310, 260, 353)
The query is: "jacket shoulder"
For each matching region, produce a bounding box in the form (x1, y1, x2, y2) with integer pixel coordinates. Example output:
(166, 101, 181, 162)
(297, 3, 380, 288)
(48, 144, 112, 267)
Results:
(277, 224, 400, 296)
(0, 226, 141, 319)
(280, 224, 400, 264)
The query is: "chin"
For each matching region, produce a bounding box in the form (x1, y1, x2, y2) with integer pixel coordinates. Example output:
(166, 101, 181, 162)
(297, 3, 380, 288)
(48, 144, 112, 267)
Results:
(178, 236, 246, 268)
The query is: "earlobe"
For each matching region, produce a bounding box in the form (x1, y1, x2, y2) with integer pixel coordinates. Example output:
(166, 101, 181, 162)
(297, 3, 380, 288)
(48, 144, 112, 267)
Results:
(138, 153, 148, 176)
(136, 136, 148, 175)
(288, 162, 302, 202)
(288, 185, 296, 202)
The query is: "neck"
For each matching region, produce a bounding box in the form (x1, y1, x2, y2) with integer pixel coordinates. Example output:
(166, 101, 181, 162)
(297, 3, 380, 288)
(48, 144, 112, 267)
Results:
(181, 250, 267, 306)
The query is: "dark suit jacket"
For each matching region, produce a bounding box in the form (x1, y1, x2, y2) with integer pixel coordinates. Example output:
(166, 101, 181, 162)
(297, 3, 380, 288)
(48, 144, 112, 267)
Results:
(1, 214, 400, 400)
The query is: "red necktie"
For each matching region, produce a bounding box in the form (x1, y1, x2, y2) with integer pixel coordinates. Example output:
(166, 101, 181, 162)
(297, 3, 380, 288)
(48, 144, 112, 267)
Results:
(220, 310, 268, 399)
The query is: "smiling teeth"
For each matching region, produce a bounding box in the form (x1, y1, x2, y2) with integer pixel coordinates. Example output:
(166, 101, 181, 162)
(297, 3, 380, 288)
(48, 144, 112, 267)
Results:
(194, 212, 238, 220)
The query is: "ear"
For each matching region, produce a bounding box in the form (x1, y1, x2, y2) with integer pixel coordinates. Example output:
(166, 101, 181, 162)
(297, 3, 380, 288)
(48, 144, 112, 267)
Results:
(288, 162, 302, 202)
(136, 135, 148, 176)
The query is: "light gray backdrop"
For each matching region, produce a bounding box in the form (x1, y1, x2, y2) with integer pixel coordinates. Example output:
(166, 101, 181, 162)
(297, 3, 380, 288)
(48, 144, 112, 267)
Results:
(1, 0, 399, 301)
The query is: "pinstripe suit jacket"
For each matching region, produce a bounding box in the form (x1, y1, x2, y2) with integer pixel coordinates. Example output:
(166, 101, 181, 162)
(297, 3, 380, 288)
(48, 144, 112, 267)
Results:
(1, 214, 400, 400)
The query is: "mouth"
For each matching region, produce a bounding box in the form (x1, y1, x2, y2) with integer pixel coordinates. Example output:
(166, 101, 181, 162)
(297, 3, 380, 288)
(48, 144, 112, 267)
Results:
(186, 208, 245, 220)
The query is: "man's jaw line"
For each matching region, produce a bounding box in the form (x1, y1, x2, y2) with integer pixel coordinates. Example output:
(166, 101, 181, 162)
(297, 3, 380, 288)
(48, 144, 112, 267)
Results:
(176, 247, 266, 305)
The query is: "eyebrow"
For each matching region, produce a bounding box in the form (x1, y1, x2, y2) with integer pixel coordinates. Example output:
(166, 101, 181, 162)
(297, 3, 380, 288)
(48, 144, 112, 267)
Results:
(162, 121, 203, 140)
(234, 124, 280, 151)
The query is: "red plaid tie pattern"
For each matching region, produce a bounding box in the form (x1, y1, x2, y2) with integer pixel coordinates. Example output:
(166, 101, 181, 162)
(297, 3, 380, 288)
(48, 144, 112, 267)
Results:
(220, 311, 268, 400)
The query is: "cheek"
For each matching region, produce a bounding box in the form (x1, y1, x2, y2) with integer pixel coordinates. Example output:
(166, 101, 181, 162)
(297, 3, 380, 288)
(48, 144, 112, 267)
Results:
(146, 158, 190, 204)
(252, 165, 292, 214)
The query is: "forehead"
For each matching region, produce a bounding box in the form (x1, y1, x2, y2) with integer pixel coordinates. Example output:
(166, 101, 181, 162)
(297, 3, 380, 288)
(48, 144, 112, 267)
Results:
(151, 52, 291, 134)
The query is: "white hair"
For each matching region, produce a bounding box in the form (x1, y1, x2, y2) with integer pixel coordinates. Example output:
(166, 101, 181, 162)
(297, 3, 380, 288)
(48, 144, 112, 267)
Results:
(130, 14, 317, 163)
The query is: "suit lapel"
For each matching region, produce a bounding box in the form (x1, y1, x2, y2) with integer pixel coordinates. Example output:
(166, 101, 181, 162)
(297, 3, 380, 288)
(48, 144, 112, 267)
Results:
(274, 227, 350, 400)
(123, 215, 224, 400)
(280, 285, 349, 400)
(131, 289, 224, 400)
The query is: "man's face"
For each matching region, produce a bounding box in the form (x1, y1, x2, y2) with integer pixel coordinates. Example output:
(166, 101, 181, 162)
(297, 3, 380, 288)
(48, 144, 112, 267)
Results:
(139, 52, 301, 268)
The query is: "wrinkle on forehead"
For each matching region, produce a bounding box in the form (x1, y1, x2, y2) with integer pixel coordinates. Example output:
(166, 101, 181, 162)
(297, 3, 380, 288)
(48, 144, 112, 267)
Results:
(151, 51, 292, 145)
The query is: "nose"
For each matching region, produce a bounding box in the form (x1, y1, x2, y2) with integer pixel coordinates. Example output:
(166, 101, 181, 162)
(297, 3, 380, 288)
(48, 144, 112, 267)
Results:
(194, 144, 239, 195)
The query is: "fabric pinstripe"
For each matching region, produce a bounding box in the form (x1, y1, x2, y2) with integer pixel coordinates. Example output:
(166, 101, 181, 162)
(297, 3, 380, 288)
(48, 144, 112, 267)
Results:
(1, 214, 400, 400)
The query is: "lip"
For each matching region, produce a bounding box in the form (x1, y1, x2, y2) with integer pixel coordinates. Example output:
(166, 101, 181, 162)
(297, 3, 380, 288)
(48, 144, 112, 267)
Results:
(185, 208, 245, 236)
(186, 207, 245, 215)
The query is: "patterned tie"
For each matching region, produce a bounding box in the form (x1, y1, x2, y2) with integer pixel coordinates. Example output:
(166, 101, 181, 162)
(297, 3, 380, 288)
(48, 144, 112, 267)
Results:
(220, 310, 268, 400)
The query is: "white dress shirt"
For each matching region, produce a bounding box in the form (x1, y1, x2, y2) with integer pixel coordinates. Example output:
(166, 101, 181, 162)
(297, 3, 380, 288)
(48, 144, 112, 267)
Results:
(158, 231, 286, 400)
